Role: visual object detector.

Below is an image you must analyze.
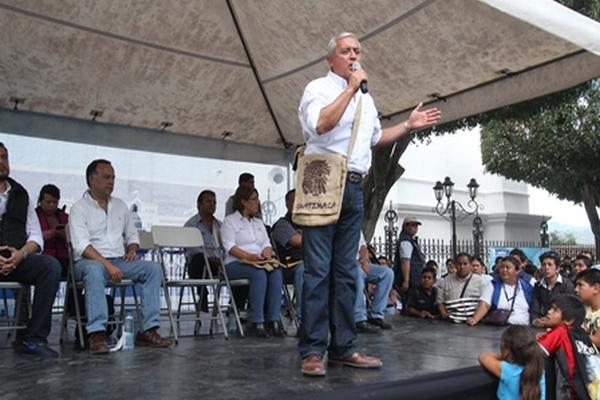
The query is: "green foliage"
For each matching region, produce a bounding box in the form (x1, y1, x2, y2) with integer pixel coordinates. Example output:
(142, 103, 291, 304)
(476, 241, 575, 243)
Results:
(550, 230, 578, 245)
(410, 0, 600, 255)
(480, 80, 600, 204)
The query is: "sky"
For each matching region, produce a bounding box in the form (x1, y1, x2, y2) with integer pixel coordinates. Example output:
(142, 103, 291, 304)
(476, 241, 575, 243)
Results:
(529, 187, 589, 227)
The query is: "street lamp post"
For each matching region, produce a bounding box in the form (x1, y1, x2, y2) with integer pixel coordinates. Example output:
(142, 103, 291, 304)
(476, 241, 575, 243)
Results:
(540, 220, 549, 247)
(433, 177, 483, 258)
(383, 201, 399, 263)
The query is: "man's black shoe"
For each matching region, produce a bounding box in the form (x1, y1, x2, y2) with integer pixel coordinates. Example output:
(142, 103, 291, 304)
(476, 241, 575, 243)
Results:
(16, 339, 59, 359)
(355, 320, 380, 334)
(247, 323, 270, 338)
(368, 318, 392, 330)
(266, 320, 287, 337)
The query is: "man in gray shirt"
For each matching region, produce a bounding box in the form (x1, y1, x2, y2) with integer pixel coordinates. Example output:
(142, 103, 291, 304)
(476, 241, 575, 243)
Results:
(184, 190, 224, 310)
(437, 253, 486, 323)
(184, 190, 224, 276)
(272, 189, 304, 325)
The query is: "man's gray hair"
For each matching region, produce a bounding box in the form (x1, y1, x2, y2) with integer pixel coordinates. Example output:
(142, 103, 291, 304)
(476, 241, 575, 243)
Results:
(326, 32, 360, 59)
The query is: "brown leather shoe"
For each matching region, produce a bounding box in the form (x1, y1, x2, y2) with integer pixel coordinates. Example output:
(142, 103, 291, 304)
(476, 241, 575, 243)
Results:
(88, 331, 109, 355)
(135, 328, 173, 348)
(301, 354, 326, 376)
(329, 352, 382, 369)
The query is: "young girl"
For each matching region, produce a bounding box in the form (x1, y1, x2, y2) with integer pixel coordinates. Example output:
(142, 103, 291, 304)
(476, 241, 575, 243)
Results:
(479, 325, 546, 400)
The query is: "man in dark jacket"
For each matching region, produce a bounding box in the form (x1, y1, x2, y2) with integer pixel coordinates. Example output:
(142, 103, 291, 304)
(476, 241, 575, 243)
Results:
(532, 251, 575, 326)
(0, 143, 62, 358)
(394, 216, 424, 311)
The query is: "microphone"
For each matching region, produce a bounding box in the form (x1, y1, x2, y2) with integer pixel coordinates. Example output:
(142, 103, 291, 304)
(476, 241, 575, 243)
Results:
(351, 61, 368, 94)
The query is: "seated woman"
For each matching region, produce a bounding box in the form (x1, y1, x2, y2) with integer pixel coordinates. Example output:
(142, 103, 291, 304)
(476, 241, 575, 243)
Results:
(220, 186, 284, 338)
(35, 184, 69, 275)
(467, 256, 533, 326)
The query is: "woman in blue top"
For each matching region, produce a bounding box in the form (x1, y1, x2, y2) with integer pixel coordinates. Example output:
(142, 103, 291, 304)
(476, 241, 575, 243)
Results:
(479, 325, 546, 400)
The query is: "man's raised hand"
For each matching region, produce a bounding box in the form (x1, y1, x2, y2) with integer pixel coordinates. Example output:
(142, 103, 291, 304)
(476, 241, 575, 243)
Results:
(407, 103, 442, 130)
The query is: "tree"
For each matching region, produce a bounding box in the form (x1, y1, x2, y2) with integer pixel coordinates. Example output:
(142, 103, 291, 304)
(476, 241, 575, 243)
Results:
(362, 0, 600, 253)
(550, 231, 578, 246)
(479, 80, 600, 255)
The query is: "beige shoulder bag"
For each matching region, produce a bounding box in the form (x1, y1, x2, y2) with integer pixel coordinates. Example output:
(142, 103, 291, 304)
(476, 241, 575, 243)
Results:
(292, 96, 363, 226)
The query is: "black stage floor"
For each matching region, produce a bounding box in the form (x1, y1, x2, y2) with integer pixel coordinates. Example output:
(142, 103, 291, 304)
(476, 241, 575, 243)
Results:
(0, 315, 504, 400)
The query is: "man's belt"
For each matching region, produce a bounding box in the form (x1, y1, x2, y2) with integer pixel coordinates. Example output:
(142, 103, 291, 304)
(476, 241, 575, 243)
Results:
(347, 171, 363, 184)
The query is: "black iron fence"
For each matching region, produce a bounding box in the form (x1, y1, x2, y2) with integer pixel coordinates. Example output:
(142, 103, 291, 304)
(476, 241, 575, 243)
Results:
(369, 236, 595, 274)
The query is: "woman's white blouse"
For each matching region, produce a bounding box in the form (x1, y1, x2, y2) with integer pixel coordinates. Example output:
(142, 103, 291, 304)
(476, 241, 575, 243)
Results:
(221, 211, 271, 265)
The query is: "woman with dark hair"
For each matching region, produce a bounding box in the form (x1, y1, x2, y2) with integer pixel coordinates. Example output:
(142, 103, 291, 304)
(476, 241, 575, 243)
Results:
(467, 256, 534, 326)
(35, 184, 69, 274)
(220, 186, 284, 338)
(472, 256, 493, 284)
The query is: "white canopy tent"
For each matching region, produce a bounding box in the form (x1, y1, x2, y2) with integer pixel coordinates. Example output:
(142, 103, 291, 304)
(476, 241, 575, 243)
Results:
(0, 0, 599, 166)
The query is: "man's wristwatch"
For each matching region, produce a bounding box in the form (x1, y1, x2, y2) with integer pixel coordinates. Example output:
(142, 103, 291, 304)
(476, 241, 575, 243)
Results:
(20, 248, 29, 260)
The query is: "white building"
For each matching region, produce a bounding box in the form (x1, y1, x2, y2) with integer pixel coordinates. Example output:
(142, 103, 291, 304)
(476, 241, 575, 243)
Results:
(373, 127, 547, 244)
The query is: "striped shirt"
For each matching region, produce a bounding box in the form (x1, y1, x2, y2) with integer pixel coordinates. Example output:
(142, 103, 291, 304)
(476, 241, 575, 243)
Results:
(437, 272, 487, 322)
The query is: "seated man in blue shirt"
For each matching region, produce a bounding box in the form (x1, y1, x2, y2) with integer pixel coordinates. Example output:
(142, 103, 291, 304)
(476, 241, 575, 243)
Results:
(354, 233, 394, 333)
(272, 189, 304, 326)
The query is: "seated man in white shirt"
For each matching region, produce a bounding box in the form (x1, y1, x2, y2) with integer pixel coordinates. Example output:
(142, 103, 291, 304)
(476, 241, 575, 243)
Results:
(69, 159, 173, 354)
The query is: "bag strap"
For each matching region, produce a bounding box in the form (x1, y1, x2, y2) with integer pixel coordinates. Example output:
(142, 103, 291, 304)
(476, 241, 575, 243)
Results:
(347, 95, 363, 158)
(505, 282, 519, 317)
(459, 273, 473, 298)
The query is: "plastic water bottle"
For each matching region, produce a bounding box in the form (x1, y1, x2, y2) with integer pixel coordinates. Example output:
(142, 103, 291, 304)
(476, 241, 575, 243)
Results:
(123, 314, 135, 351)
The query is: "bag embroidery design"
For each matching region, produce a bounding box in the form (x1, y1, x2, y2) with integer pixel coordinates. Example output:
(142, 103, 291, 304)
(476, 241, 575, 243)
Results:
(302, 160, 331, 196)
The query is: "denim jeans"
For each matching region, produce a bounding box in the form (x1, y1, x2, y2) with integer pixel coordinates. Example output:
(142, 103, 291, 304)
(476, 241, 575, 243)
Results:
(225, 261, 283, 324)
(74, 257, 163, 334)
(294, 262, 304, 325)
(284, 262, 305, 325)
(298, 181, 363, 359)
(2, 254, 61, 341)
(354, 263, 395, 322)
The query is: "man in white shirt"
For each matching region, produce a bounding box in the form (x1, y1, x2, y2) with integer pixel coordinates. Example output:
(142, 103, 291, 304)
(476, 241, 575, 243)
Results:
(0, 143, 62, 359)
(69, 159, 172, 354)
(297, 32, 441, 376)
